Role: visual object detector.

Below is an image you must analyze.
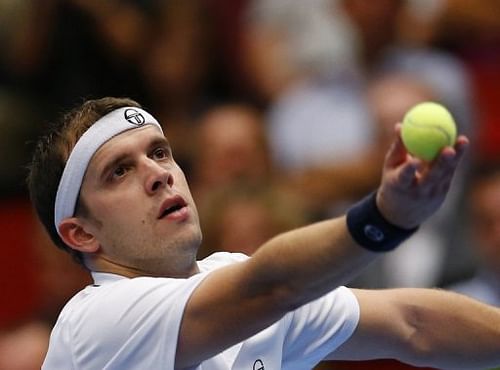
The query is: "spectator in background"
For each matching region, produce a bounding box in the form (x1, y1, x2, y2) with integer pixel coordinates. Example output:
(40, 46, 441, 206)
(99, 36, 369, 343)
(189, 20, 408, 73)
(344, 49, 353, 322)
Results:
(1, 0, 151, 116)
(448, 164, 500, 307)
(241, 0, 474, 220)
(0, 93, 42, 198)
(198, 184, 309, 258)
(138, 0, 222, 172)
(191, 103, 310, 259)
(429, 0, 500, 163)
(1, 0, 222, 182)
(190, 104, 274, 205)
(0, 321, 50, 370)
(242, 0, 376, 217)
(341, 0, 474, 137)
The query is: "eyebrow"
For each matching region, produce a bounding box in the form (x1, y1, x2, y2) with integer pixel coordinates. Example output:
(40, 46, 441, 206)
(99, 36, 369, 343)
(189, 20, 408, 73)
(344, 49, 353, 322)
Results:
(97, 136, 172, 182)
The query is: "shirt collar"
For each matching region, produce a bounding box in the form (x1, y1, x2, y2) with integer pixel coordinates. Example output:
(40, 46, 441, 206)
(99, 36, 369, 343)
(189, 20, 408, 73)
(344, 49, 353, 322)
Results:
(91, 271, 129, 285)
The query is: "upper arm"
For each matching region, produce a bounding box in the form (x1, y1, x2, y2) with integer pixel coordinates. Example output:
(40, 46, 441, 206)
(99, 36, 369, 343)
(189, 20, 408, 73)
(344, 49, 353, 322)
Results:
(175, 260, 294, 368)
(326, 288, 416, 361)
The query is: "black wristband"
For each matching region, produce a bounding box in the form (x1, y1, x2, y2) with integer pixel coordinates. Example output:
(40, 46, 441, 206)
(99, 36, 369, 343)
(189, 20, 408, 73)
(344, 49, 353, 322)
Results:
(346, 192, 418, 252)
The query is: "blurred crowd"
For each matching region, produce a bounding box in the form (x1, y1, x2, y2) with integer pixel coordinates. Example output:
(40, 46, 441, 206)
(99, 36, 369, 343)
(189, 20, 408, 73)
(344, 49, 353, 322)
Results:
(0, 0, 499, 369)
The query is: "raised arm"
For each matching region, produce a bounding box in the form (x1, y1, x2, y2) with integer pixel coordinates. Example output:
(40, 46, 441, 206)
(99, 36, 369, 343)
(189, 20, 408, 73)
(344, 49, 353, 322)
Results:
(328, 288, 500, 369)
(176, 126, 469, 368)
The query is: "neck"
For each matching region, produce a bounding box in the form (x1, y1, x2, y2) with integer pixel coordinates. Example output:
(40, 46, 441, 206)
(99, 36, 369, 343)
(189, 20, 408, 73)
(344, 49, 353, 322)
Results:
(85, 254, 200, 279)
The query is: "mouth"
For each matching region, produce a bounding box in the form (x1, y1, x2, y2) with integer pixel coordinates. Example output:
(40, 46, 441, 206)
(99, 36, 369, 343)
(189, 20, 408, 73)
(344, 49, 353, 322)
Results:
(158, 195, 188, 220)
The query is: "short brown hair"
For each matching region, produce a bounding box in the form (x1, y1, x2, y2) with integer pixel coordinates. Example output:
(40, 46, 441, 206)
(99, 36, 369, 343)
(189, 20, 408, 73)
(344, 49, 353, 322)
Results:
(27, 97, 142, 266)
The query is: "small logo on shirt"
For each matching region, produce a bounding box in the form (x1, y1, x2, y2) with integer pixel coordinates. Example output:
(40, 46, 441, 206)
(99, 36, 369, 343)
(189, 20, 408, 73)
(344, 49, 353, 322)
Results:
(124, 108, 145, 126)
(253, 359, 264, 370)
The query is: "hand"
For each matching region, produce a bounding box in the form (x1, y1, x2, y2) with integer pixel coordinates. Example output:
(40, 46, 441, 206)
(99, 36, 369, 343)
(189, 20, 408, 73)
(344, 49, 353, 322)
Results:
(376, 123, 469, 229)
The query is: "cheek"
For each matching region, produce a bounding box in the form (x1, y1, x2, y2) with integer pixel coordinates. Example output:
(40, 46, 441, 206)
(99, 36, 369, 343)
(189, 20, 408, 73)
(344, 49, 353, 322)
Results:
(97, 212, 153, 254)
(90, 193, 149, 230)
(175, 169, 195, 199)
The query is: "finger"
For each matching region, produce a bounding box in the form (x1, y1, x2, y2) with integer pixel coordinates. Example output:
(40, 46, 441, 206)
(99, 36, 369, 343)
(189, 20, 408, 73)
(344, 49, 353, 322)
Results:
(385, 123, 408, 168)
(396, 157, 420, 188)
(454, 135, 470, 160)
(421, 135, 469, 186)
(437, 135, 469, 168)
(441, 135, 469, 163)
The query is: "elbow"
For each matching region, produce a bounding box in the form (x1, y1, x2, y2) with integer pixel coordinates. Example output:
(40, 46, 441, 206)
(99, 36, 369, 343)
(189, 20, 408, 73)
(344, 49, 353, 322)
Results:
(400, 303, 467, 369)
(385, 290, 500, 370)
(397, 304, 441, 366)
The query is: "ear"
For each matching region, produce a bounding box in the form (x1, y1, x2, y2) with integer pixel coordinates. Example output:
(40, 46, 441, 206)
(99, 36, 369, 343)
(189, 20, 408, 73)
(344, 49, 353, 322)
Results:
(58, 218, 100, 253)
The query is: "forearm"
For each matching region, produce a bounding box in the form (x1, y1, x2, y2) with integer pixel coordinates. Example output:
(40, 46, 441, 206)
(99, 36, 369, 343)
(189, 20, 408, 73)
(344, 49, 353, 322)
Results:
(396, 289, 500, 369)
(247, 216, 376, 308)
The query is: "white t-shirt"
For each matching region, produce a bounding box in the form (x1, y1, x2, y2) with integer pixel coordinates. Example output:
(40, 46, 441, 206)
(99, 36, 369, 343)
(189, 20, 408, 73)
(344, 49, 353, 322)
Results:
(43, 252, 360, 370)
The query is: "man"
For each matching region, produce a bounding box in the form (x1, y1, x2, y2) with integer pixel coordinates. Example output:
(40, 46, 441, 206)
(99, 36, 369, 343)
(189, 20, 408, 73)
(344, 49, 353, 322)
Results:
(28, 97, 500, 369)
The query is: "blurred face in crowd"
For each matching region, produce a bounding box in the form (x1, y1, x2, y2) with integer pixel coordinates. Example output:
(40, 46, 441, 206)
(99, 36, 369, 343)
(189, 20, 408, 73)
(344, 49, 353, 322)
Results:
(217, 198, 277, 256)
(368, 73, 435, 150)
(75, 125, 202, 277)
(470, 173, 500, 276)
(196, 106, 270, 187)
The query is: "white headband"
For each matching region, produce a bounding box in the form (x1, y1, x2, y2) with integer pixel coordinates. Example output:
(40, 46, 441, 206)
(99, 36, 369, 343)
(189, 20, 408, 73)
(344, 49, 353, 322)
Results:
(54, 107, 163, 233)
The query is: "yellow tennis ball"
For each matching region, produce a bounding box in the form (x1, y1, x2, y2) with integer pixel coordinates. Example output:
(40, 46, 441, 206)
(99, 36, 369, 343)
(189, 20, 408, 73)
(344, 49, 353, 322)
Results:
(401, 102, 457, 161)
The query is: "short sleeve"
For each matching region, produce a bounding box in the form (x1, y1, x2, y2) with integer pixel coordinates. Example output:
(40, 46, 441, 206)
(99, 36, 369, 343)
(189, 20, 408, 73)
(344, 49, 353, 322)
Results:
(281, 286, 360, 370)
(44, 273, 209, 370)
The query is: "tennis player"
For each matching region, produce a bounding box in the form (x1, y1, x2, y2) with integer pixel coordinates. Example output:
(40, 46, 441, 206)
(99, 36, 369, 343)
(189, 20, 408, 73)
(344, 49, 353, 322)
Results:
(28, 97, 500, 369)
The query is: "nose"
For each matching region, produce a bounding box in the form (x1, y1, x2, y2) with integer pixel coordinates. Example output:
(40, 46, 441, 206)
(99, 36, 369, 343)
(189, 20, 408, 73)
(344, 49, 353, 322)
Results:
(144, 158, 174, 194)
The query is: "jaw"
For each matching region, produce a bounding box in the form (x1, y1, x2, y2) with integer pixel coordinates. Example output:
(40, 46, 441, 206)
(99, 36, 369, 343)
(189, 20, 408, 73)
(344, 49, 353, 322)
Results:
(86, 224, 203, 278)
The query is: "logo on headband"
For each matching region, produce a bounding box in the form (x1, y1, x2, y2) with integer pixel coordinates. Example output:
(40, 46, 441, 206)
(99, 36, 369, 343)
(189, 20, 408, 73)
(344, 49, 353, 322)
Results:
(124, 108, 146, 126)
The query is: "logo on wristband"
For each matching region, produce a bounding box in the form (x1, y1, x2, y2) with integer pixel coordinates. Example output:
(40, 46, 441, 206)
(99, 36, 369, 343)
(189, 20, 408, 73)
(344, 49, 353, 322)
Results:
(364, 224, 385, 242)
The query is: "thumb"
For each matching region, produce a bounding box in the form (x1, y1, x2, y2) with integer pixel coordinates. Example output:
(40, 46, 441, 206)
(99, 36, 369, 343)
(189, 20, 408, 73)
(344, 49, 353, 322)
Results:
(384, 124, 408, 168)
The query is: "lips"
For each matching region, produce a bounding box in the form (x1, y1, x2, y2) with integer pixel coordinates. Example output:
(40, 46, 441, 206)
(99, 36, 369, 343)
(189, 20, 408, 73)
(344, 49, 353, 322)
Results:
(158, 195, 188, 220)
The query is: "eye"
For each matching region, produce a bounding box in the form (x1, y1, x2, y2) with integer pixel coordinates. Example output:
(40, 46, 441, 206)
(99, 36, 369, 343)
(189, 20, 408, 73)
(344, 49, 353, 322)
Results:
(152, 147, 169, 160)
(111, 165, 127, 179)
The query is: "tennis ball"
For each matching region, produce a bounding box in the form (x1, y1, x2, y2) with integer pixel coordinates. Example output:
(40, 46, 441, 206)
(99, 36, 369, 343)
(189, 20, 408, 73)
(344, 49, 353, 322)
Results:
(401, 102, 457, 161)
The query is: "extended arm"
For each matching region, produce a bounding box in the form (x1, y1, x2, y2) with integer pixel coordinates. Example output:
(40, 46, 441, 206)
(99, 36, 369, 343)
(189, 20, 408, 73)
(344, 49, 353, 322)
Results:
(329, 288, 500, 369)
(177, 216, 374, 367)
(176, 127, 469, 368)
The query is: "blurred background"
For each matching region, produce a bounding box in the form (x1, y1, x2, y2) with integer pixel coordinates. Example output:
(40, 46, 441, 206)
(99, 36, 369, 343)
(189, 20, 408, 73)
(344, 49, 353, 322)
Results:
(0, 0, 499, 369)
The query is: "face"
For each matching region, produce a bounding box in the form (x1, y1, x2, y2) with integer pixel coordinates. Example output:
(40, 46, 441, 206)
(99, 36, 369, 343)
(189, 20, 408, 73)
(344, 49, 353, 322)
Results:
(78, 125, 202, 277)
(197, 107, 269, 186)
(218, 199, 275, 256)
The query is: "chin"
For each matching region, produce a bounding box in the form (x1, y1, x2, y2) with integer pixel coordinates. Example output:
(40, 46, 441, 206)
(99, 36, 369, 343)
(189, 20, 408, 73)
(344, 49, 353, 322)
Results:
(172, 227, 203, 255)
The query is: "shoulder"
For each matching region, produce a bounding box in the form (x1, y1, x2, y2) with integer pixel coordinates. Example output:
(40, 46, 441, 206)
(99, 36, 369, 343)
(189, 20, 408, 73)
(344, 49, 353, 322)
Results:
(46, 273, 211, 369)
(198, 251, 249, 272)
(67, 273, 207, 320)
